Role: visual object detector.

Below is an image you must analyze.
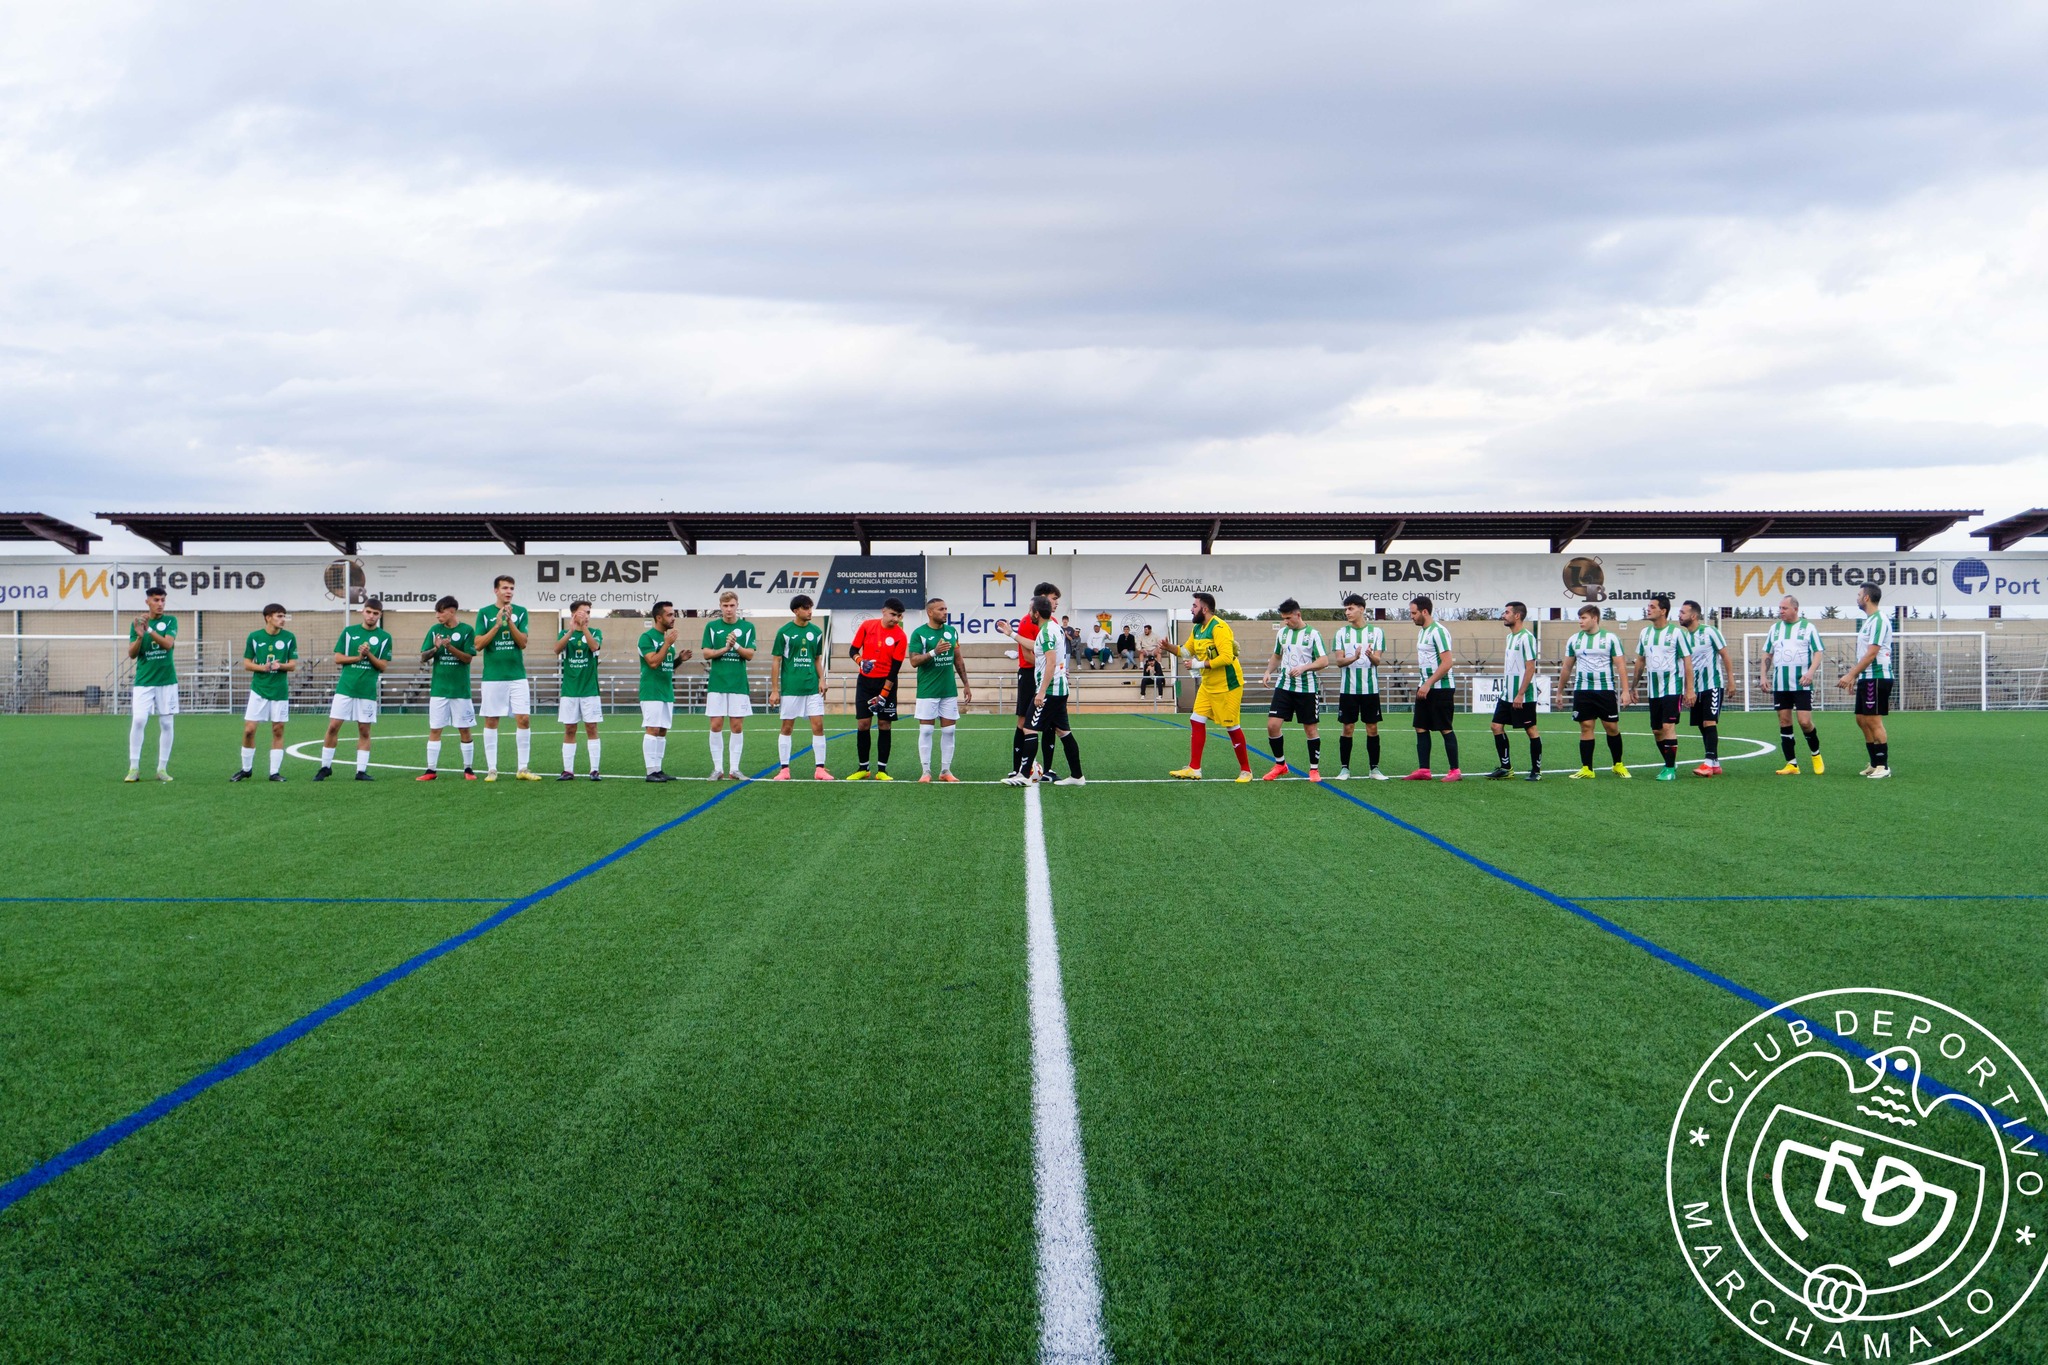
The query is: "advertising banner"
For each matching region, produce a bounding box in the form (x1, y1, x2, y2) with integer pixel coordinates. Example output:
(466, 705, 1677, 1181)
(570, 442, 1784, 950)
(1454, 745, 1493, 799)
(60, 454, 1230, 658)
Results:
(1709, 555, 2048, 612)
(0, 558, 335, 612)
(354, 554, 923, 615)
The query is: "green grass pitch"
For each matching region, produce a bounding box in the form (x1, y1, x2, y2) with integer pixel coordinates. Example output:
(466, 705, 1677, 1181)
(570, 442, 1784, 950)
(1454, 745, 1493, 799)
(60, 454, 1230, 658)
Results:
(2, 708, 2044, 1362)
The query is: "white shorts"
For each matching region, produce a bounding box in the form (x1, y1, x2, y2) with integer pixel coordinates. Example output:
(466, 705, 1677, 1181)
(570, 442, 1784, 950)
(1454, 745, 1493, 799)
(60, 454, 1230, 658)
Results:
(243, 694, 289, 724)
(640, 700, 675, 731)
(429, 696, 477, 730)
(480, 678, 532, 718)
(132, 684, 180, 717)
(558, 695, 602, 725)
(705, 691, 753, 719)
(914, 696, 961, 722)
(329, 695, 379, 724)
(779, 693, 825, 721)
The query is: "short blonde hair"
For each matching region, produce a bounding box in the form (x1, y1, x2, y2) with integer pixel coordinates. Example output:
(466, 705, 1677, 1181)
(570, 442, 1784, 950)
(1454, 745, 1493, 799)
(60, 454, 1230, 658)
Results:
(718, 589, 740, 605)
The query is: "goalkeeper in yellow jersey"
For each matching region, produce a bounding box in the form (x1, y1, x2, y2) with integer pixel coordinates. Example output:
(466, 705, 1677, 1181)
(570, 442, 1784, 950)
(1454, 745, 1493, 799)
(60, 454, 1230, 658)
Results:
(1157, 592, 1254, 781)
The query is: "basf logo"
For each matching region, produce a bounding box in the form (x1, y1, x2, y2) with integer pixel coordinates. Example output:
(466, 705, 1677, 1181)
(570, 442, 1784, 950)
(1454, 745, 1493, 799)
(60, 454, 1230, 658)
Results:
(1951, 558, 1992, 595)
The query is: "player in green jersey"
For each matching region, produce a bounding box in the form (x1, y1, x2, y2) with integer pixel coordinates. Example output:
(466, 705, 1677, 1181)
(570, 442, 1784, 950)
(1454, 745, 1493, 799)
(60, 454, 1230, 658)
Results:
(1259, 597, 1330, 780)
(1404, 595, 1461, 781)
(419, 594, 478, 780)
(1486, 601, 1543, 781)
(125, 585, 179, 781)
(908, 597, 973, 782)
(233, 602, 298, 782)
(1677, 600, 1730, 777)
(1760, 595, 1826, 775)
(637, 600, 692, 782)
(1836, 582, 1894, 778)
(317, 598, 393, 781)
(554, 600, 604, 780)
(1630, 595, 1696, 781)
(703, 589, 758, 779)
(476, 574, 541, 781)
(769, 593, 832, 780)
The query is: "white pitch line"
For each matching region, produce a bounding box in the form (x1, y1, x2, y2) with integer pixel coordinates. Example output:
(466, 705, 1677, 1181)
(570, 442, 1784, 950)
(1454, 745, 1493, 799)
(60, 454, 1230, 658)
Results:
(1023, 782, 1110, 1365)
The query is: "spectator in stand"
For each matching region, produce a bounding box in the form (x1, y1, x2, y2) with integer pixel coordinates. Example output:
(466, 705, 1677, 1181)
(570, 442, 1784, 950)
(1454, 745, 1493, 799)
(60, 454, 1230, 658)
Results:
(1086, 621, 1112, 669)
(1139, 625, 1165, 696)
(1116, 626, 1138, 669)
(1062, 616, 1082, 663)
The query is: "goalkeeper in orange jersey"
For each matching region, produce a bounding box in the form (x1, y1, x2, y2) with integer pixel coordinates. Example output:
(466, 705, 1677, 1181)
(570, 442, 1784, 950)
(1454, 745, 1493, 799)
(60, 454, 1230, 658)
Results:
(1157, 592, 1253, 781)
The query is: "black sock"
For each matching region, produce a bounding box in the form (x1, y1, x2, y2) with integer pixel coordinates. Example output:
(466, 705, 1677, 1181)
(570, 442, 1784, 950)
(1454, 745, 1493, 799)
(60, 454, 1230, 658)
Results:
(1013, 731, 1033, 775)
(1061, 732, 1083, 779)
(1529, 736, 1542, 770)
(1416, 731, 1432, 768)
(1494, 731, 1511, 765)
(1702, 725, 1718, 761)
(1340, 735, 1354, 768)
(1866, 741, 1878, 766)
(1443, 732, 1459, 769)
(1875, 742, 1888, 767)
(1802, 725, 1820, 754)
(1306, 736, 1321, 768)
(877, 727, 892, 770)
(858, 727, 872, 767)
(1580, 737, 1596, 768)
(1659, 738, 1678, 767)
(1367, 734, 1381, 769)
(1040, 729, 1057, 772)
(1606, 732, 1624, 763)
(1271, 733, 1286, 760)
(1780, 726, 1795, 761)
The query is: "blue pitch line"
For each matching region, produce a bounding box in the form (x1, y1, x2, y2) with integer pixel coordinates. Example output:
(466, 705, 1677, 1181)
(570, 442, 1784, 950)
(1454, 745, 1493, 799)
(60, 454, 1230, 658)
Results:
(1580, 894, 2048, 904)
(0, 761, 794, 1217)
(0, 896, 508, 905)
(1137, 715, 2048, 1146)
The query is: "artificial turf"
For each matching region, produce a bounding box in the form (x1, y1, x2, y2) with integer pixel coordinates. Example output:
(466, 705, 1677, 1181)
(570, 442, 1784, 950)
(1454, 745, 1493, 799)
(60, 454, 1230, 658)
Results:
(0, 709, 2042, 1361)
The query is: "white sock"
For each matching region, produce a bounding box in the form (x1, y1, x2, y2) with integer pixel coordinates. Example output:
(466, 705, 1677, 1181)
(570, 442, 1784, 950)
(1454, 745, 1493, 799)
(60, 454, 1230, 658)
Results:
(642, 734, 658, 773)
(484, 727, 500, 773)
(156, 716, 174, 769)
(240, 745, 255, 773)
(813, 733, 828, 767)
(269, 747, 284, 776)
(709, 728, 725, 774)
(587, 738, 601, 773)
(355, 747, 370, 774)
(426, 739, 442, 771)
(652, 734, 666, 771)
(563, 741, 577, 773)
(918, 723, 934, 775)
(460, 741, 474, 770)
(321, 746, 337, 768)
(727, 728, 744, 774)
(128, 711, 147, 768)
(515, 728, 531, 771)
(778, 732, 792, 766)
(941, 725, 957, 773)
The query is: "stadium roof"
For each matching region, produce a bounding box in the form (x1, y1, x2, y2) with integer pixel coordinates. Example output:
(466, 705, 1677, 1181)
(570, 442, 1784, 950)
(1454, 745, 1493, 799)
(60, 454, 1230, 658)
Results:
(1972, 508, 2048, 553)
(94, 509, 1981, 556)
(0, 512, 99, 555)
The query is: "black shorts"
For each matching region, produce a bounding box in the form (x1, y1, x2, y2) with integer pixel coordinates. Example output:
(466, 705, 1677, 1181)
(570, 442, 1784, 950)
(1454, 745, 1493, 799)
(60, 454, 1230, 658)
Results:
(1689, 688, 1724, 727)
(1854, 678, 1893, 717)
(1338, 693, 1383, 726)
(1491, 699, 1537, 729)
(1647, 695, 1682, 728)
(856, 673, 898, 721)
(1014, 669, 1037, 717)
(1572, 689, 1620, 723)
(1269, 690, 1319, 725)
(1026, 693, 1070, 734)
(1414, 689, 1455, 731)
(1773, 689, 1814, 713)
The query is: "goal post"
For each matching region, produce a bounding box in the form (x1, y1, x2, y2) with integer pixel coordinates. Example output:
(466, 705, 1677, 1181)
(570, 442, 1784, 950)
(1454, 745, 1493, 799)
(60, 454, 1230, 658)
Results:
(1738, 630, 1987, 711)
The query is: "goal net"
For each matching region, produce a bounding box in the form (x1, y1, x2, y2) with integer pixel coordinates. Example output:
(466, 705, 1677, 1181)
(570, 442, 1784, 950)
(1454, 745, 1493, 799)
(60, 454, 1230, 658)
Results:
(1738, 630, 1988, 711)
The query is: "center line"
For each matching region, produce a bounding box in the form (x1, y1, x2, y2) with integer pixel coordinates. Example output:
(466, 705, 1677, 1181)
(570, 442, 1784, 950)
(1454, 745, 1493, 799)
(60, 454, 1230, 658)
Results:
(1023, 782, 1110, 1365)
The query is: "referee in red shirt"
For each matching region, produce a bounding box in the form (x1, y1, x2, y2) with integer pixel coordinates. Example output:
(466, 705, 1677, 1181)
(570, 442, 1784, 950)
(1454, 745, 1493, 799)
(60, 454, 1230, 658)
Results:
(999, 581, 1062, 778)
(846, 598, 909, 779)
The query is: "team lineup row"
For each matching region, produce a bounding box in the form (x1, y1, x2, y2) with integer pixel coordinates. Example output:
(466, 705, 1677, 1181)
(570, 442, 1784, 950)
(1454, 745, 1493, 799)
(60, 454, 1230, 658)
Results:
(114, 572, 1902, 785)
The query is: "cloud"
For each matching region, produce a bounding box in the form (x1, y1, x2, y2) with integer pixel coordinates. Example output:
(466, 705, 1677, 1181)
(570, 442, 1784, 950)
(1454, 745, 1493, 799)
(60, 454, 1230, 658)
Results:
(2, 1, 2047, 546)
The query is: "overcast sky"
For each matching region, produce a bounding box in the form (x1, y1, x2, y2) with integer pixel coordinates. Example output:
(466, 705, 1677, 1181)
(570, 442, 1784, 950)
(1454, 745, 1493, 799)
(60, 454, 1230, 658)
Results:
(4, 1, 2047, 553)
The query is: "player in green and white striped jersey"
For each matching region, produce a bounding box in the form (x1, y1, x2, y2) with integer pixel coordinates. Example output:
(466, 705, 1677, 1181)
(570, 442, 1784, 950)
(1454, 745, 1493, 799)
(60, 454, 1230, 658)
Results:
(1258, 598, 1331, 780)
(1331, 594, 1387, 779)
(1486, 601, 1543, 781)
(1677, 600, 1730, 776)
(1557, 603, 1629, 778)
(1835, 582, 1894, 778)
(1630, 595, 1695, 781)
(1007, 593, 1084, 785)
(1405, 595, 1462, 781)
(1759, 596, 1825, 775)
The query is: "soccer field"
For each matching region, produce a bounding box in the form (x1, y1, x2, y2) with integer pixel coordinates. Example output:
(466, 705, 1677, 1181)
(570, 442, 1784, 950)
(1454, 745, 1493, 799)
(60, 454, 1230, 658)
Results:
(2, 709, 2044, 1362)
